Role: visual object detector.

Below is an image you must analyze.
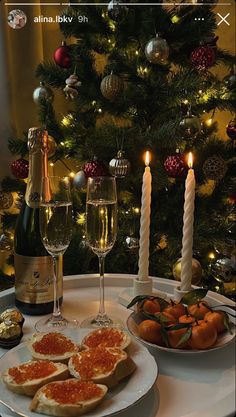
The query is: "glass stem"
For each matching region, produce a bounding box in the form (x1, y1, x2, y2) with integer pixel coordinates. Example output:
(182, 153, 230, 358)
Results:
(98, 255, 105, 317)
(52, 255, 62, 319)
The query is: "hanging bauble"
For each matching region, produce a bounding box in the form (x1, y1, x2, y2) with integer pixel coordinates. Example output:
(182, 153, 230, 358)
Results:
(179, 110, 201, 137)
(54, 41, 71, 68)
(191, 45, 216, 71)
(164, 153, 186, 178)
(15, 192, 24, 210)
(210, 257, 236, 284)
(109, 150, 130, 178)
(0, 233, 13, 252)
(226, 119, 236, 140)
(10, 158, 29, 179)
(0, 191, 14, 210)
(224, 71, 236, 90)
(125, 236, 139, 251)
(47, 135, 57, 158)
(83, 158, 107, 178)
(33, 81, 54, 104)
(172, 257, 202, 285)
(145, 34, 169, 65)
(100, 73, 124, 101)
(107, 0, 128, 21)
(202, 155, 227, 180)
(73, 170, 87, 189)
(63, 73, 82, 100)
(228, 192, 236, 205)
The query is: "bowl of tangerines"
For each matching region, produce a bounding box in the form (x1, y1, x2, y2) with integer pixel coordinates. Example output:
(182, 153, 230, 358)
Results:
(126, 289, 236, 353)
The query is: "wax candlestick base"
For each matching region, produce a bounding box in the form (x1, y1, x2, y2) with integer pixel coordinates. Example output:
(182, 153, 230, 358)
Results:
(174, 285, 192, 302)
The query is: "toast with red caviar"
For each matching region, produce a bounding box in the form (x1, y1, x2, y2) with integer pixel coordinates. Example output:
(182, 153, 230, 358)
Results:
(82, 327, 131, 350)
(28, 332, 79, 364)
(2, 360, 69, 396)
(68, 346, 136, 388)
(30, 379, 108, 417)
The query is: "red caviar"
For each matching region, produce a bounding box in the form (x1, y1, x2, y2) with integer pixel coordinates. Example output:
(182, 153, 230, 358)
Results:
(71, 347, 122, 379)
(44, 380, 103, 404)
(84, 328, 124, 348)
(32, 333, 76, 355)
(8, 361, 57, 384)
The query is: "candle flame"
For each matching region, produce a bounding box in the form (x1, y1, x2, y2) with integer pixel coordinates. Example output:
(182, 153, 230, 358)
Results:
(188, 152, 193, 169)
(145, 151, 151, 166)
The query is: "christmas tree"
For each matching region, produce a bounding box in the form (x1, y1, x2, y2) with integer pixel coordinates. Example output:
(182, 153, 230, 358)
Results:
(0, 1, 235, 298)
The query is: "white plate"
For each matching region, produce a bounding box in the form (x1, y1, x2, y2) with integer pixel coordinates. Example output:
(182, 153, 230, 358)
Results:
(127, 311, 236, 354)
(0, 329, 158, 417)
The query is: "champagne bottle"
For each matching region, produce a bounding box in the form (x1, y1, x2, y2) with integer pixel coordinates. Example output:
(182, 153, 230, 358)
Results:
(14, 127, 63, 315)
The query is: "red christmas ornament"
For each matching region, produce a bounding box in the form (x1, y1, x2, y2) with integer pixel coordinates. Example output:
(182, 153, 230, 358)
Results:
(11, 158, 29, 179)
(164, 154, 186, 178)
(84, 159, 107, 178)
(228, 192, 236, 205)
(191, 45, 216, 70)
(54, 41, 71, 68)
(226, 119, 236, 140)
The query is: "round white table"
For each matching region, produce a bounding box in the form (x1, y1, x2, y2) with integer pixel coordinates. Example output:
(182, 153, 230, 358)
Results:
(0, 274, 235, 417)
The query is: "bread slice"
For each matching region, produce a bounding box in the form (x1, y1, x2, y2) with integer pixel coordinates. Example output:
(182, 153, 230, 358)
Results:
(2, 360, 69, 396)
(68, 346, 136, 388)
(30, 379, 108, 417)
(28, 332, 79, 364)
(82, 327, 131, 350)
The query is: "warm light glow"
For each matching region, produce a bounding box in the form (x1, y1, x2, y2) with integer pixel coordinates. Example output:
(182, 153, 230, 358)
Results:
(98, 108, 102, 113)
(208, 252, 216, 260)
(171, 15, 180, 24)
(205, 118, 213, 127)
(187, 152, 193, 169)
(144, 151, 151, 167)
(60, 142, 65, 146)
(135, 50, 139, 56)
(91, 100, 96, 106)
(50, 162, 54, 167)
(69, 172, 75, 178)
(76, 213, 86, 225)
(133, 207, 140, 214)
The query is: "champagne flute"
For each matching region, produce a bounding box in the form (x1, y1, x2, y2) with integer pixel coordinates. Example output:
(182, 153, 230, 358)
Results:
(35, 176, 78, 332)
(81, 176, 122, 328)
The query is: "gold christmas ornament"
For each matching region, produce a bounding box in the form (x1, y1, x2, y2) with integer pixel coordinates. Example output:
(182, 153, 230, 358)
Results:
(47, 135, 57, 158)
(173, 257, 202, 285)
(100, 73, 124, 101)
(0, 191, 14, 210)
(203, 155, 227, 180)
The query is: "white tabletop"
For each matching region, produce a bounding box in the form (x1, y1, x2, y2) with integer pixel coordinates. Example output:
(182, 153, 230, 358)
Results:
(0, 274, 235, 417)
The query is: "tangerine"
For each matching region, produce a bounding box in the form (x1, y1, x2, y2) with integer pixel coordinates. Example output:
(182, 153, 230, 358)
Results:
(167, 327, 190, 349)
(188, 302, 211, 320)
(188, 320, 217, 350)
(163, 301, 185, 320)
(204, 311, 226, 334)
(143, 299, 161, 314)
(138, 320, 162, 345)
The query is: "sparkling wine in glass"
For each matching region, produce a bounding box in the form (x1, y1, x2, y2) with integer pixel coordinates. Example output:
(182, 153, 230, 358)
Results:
(81, 176, 122, 328)
(35, 176, 79, 332)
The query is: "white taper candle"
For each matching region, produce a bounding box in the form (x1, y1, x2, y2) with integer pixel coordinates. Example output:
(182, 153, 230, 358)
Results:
(181, 152, 196, 291)
(138, 151, 152, 281)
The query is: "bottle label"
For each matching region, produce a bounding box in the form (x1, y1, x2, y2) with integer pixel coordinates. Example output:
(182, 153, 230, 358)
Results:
(14, 253, 63, 304)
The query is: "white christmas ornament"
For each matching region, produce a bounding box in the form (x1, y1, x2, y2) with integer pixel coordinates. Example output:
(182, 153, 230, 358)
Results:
(63, 74, 82, 100)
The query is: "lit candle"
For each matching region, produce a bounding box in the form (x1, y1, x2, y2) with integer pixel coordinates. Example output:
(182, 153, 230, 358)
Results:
(181, 152, 196, 291)
(138, 151, 152, 281)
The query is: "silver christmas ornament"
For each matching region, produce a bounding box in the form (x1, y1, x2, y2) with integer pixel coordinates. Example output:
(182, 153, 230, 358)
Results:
(73, 170, 86, 189)
(210, 257, 236, 283)
(125, 236, 139, 251)
(145, 34, 169, 65)
(33, 82, 54, 104)
(100, 73, 124, 101)
(179, 110, 201, 137)
(0, 233, 13, 252)
(107, 0, 128, 22)
(0, 191, 13, 210)
(63, 73, 82, 100)
(109, 150, 130, 178)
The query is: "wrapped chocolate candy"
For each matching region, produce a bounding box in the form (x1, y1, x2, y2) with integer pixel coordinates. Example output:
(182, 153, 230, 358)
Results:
(0, 320, 23, 349)
(0, 307, 24, 328)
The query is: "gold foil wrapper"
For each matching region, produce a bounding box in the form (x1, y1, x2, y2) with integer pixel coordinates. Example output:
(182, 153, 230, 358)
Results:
(0, 308, 24, 325)
(0, 321, 21, 339)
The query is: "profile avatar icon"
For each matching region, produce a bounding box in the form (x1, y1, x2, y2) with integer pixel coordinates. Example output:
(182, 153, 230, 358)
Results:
(8, 9, 27, 29)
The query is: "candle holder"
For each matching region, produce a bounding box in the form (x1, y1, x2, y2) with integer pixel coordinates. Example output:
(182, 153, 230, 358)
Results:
(174, 285, 193, 303)
(118, 276, 167, 307)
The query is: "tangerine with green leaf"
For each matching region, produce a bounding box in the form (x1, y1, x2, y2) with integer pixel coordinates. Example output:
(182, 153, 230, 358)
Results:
(188, 302, 211, 320)
(204, 311, 226, 334)
(188, 320, 217, 350)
